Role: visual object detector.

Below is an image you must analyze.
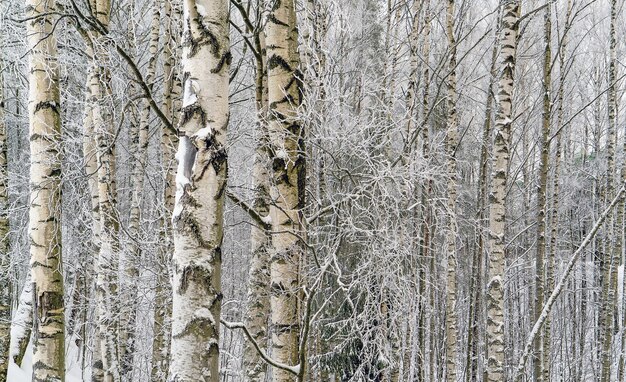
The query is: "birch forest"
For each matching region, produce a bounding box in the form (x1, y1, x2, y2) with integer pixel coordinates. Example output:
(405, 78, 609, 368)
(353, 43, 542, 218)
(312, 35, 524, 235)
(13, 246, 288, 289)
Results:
(2, 0, 626, 381)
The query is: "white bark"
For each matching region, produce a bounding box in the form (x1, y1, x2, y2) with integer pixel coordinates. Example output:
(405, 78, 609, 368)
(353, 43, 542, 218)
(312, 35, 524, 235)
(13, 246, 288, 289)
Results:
(152, 1, 178, 380)
(244, 18, 271, 382)
(487, 1, 520, 381)
(266, 0, 304, 379)
(26, 0, 66, 377)
(444, 0, 459, 380)
(168, 0, 230, 379)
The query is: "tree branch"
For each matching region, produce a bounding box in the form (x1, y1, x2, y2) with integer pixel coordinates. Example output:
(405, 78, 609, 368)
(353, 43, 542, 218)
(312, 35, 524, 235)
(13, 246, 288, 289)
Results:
(221, 319, 300, 376)
(514, 182, 626, 381)
(226, 190, 271, 230)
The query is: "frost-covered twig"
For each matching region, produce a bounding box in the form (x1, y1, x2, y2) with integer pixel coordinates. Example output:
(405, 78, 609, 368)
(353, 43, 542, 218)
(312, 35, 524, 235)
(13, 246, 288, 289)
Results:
(514, 183, 626, 381)
(221, 319, 300, 375)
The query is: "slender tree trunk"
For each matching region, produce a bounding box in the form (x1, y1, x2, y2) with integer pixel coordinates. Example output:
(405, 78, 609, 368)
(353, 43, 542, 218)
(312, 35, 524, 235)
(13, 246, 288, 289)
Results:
(546, 1, 572, 380)
(466, 15, 499, 382)
(81, 1, 122, 380)
(600, 1, 618, 380)
(405, 0, 423, 144)
(618, 60, 626, 380)
(417, 3, 431, 380)
(515, 184, 626, 380)
(26, 0, 66, 378)
(120, 2, 161, 378)
(444, 0, 459, 380)
(487, 1, 520, 381)
(243, 12, 271, 382)
(266, 0, 304, 379)
(533, 3, 552, 381)
(0, 48, 9, 382)
(81, 42, 106, 382)
(10, 277, 33, 367)
(169, 0, 230, 379)
(151, 1, 178, 380)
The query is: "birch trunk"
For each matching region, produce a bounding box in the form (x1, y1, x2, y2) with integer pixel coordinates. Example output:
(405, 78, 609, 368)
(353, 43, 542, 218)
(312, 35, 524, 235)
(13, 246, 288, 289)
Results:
(487, 1, 520, 380)
(169, 0, 230, 379)
(120, 2, 161, 377)
(466, 16, 499, 382)
(404, 0, 423, 142)
(533, 4, 552, 381)
(444, 0, 459, 380)
(26, 0, 66, 378)
(0, 49, 9, 382)
(10, 277, 33, 367)
(86, 0, 122, 376)
(244, 14, 271, 382)
(417, 3, 432, 380)
(600, 1, 618, 380)
(81, 40, 106, 381)
(266, 0, 304, 379)
(152, 0, 178, 380)
(545, 1, 571, 380)
(514, 184, 626, 380)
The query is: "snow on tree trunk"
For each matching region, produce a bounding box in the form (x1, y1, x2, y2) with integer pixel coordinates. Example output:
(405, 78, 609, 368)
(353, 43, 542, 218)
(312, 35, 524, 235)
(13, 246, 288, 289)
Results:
(25, 0, 66, 378)
(265, 0, 305, 379)
(487, 1, 520, 381)
(168, 0, 230, 379)
(10, 277, 33, 367)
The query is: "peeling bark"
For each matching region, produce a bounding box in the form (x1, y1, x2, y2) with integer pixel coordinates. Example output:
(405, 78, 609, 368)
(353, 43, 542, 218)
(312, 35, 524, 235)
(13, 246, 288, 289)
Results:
(168, 0, 230, 379)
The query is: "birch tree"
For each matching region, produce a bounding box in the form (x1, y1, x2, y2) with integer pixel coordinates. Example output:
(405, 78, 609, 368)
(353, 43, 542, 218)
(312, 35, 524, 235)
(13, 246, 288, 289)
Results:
(265, 0, 305, 379)
(120, 1, 161, 376)
(169, 0, 230, 379)
(25, 0, 65, 378)
(600, 1, 618, 380)
(487, 1, 520, 380)
(152, 0, 179, 379)
(0, 46, 9, 382)
(235, 1, 272, 379)
(444, 0, 459, 380)
(533, 3, 552, 381)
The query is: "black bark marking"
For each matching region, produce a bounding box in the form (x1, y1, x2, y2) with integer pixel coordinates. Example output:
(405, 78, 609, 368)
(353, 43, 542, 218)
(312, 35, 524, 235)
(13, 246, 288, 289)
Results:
(268, 54, 292, 72)
(178, 262, 217, 295)
(211, 51, 232, 74)
(268, 14, 289, 27)
(180, 104, 207, 128)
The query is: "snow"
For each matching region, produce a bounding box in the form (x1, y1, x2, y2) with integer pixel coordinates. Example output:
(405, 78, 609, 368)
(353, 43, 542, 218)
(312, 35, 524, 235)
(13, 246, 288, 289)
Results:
(196, 4, 207, 17)
(193, 126, 214, 141)
(7, 337, 85, 381)
(173, 137, 195, 221)
(182, 79, 198, 107)
(9, 281, 32, 359)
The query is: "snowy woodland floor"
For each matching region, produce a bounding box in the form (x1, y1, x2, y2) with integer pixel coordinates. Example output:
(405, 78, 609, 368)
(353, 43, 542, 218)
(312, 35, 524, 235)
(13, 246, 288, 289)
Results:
(8, 341, 83, 382)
